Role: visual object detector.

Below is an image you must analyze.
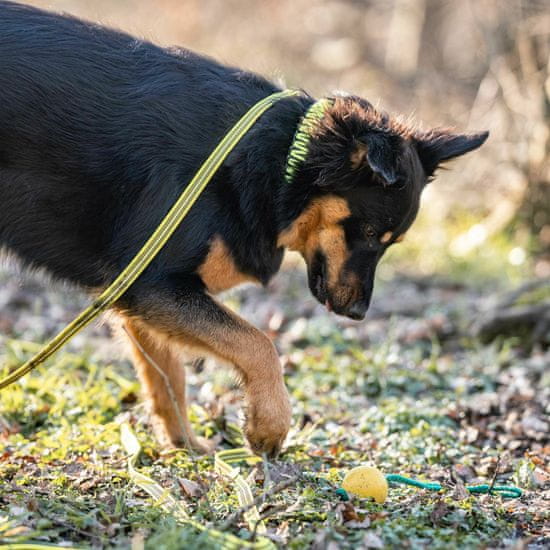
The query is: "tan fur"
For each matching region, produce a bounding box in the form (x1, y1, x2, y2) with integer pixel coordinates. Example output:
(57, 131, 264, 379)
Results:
(118, 294, 291, 456)
(277, 196, 351, 296)
(153, 306, 289, 454)
(122, 316, 212, 453)
(198, 236, 258, 294)
(381, 231, 393, 243)
(395, 232, 407, 242)
(350, 142, 368, 169)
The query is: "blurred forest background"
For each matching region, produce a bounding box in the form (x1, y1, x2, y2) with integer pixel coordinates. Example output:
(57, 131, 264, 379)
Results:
(1, 2, 549, 549)
(27, 0, 550, 284)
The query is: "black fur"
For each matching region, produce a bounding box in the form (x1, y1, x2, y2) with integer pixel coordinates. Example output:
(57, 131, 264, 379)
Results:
(0, 1, 313, 296)
(0, 1, 487, 318)
(0, 1, 490, 456)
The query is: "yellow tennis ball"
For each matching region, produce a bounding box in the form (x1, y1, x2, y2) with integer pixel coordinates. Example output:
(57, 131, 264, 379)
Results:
(342, 466, 388, 504)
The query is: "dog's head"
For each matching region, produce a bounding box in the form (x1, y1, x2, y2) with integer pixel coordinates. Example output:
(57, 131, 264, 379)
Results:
(278, 95, 488, 320)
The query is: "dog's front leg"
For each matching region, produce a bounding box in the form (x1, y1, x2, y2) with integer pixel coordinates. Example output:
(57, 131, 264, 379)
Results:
(119, 286, 291, 457)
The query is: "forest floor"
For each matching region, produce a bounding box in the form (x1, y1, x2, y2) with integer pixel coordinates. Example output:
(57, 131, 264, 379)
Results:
(0, 262, 548, 549)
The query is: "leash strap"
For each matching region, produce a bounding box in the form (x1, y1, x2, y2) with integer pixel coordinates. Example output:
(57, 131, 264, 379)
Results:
(0, 89, 301, 390)
(121, 424, 274, 549)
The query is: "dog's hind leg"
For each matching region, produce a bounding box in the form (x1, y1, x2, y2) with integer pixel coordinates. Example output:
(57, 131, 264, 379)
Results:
(122, 317, 212, 454)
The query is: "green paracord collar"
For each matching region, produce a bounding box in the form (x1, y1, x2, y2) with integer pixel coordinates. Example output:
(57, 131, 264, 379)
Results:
(284, 98, 333, 185)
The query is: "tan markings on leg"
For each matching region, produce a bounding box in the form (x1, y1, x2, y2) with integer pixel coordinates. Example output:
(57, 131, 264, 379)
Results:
(122, 316, 211, 453)
(146, 300, 284, 389)
(127, 296, 291, 457)
(195, 316, 291, 456)
(198, 236, 258, 294)
(277, 196, 351, 290)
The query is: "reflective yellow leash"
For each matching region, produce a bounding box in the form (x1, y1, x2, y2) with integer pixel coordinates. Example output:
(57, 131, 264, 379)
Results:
(0, 89, 301, 390)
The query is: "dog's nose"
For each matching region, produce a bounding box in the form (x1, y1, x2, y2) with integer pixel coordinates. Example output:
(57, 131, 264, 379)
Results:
(346, 301, 368, 320)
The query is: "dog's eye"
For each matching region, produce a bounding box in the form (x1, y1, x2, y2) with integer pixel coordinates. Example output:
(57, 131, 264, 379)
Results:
(364, 225, 376, 238)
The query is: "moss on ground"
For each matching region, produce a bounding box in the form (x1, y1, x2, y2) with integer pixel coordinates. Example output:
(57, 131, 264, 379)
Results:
(1, 313, 547, 549)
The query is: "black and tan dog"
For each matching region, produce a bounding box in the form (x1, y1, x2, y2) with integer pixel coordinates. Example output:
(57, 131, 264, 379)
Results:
(0, 2, 488, 456)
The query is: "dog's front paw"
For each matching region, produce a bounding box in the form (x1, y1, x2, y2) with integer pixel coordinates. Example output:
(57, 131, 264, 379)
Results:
(244, 385, 292, 458)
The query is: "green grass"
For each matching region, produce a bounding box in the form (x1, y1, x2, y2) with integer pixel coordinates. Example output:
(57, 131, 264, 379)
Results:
(1, 315, 546, 549)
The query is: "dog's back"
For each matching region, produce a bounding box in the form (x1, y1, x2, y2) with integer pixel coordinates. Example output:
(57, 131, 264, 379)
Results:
(0, 1, 304, 457)
(0, 1, 279, 287)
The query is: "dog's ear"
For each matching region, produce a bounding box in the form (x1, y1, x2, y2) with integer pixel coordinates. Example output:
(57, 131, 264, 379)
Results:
(414, 129, 489, 178)
(351, 131, 403, 186)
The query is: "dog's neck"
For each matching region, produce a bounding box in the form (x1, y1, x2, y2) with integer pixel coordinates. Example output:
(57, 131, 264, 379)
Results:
(283, 98, 333, 186)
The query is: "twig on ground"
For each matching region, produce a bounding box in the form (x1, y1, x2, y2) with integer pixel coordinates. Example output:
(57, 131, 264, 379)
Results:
(262, 452, 272, 502)
(489, 456, 501, 495)
(37, 507, 109, 544)
(473, 301, 550, 343)
(498, 280, 550, 309)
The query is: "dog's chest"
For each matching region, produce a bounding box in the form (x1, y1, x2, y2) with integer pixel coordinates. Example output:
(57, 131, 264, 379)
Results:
(197, 236, 259, 294)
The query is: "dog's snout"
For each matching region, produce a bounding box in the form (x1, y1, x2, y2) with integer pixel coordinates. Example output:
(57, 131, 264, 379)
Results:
(345, 300, 368, 320)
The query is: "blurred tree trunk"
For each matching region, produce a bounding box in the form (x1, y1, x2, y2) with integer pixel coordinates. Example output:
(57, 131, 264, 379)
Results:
(465, 2, 549, 265)
(507, 16, 549, 259)
(385, 0, 426, 79)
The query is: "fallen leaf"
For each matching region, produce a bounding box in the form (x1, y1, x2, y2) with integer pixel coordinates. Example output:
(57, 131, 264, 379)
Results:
(177, 477, 202, 498)
(430, 499, 451, 525)
(336, 501, 359, 523)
